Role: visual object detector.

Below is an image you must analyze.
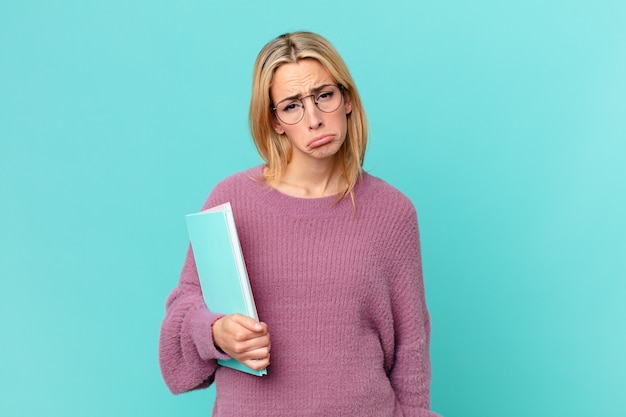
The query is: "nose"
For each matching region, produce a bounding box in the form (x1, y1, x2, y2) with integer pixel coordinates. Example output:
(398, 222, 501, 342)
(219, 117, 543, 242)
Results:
(302, 96, 323, 129)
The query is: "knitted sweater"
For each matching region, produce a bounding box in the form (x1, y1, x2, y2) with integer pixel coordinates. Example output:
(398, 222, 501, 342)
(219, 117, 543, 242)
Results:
(159, 166, 438, 417)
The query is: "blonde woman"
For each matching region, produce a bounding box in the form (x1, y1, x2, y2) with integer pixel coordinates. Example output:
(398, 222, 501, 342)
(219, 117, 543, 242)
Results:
(159, 31, 439, 417)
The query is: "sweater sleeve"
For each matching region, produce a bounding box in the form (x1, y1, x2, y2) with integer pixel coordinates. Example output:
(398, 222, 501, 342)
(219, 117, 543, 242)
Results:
(385, 204, 441, 417)
(158, 192, 233, 394)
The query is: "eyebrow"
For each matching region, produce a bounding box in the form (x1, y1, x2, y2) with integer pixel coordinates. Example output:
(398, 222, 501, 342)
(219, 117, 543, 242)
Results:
(276, 84, 335, 103)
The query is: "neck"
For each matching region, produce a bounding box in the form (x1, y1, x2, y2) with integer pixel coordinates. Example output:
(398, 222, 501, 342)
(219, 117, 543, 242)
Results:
(272, 157, 345, 198)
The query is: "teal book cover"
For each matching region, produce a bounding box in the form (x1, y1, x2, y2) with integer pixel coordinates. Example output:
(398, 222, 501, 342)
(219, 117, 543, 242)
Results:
(185, 202, 267, 377)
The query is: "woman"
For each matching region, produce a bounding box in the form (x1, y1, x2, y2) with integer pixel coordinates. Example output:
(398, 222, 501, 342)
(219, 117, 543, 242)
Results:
(159, 31, 439, 417)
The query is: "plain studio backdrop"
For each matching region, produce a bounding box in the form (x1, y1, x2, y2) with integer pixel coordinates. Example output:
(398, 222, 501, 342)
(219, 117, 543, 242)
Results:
(1, 1, 624, 416)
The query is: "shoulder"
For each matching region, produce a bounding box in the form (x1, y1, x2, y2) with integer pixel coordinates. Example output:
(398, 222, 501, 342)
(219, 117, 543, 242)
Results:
(212, 166, 263, 193)
(203, 165, 265, 209)
(357, 173, 422, 253)
(357, 172, 417, 217)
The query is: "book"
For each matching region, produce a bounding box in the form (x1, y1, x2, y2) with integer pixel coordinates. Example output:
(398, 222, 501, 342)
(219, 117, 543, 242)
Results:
(185, 202, 267, 377)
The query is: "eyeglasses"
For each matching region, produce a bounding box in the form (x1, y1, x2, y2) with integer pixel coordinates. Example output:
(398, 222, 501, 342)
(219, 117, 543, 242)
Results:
(271, 84, 345, 125)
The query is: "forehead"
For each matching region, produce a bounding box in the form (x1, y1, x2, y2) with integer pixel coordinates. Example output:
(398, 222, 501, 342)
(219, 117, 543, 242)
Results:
(271, 59, 334, 100)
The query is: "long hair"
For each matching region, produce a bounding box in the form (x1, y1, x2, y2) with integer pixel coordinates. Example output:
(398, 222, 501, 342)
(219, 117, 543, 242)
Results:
(249, 32, 368, 202)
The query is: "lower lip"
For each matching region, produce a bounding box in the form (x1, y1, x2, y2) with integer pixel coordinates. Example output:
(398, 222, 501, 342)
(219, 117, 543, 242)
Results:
(308, 135, 334, 148)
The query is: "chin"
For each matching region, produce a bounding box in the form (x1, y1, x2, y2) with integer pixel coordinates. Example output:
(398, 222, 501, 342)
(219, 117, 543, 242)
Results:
(311, 143, 343, 159)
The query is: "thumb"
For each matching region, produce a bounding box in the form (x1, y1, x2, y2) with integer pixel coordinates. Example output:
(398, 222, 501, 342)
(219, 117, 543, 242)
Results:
(231, 314, 263, 332)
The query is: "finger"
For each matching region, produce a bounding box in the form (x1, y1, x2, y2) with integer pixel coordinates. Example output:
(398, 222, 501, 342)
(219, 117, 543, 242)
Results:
(242, 353, 270, 370)
(240, 346, 270, 360)
(231, 333, 271, 355)
(231, 314, 266, 333)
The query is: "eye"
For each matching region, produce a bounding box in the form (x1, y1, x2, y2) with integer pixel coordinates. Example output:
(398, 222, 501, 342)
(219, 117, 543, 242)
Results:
(316, 91, 334, 102)
(281, 101, 302, 113)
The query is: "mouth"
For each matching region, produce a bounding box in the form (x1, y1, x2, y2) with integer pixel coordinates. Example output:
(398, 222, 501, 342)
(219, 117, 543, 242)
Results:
(307, 134, 335, 149)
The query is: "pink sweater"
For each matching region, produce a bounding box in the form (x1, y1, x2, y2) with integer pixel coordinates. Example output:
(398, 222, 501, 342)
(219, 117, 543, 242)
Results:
(159, 166, 438, 417)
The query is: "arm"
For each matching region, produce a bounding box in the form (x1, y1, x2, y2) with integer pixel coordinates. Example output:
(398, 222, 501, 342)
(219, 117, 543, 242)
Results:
(386, 206, 441, 417)
(159, 184, 271, 393)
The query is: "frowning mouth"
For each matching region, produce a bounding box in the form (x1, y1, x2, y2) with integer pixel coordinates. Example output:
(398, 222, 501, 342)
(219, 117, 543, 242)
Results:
(307, 134, 335, 149)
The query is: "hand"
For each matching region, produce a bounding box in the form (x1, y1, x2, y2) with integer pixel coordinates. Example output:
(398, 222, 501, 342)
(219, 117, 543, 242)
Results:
(212, 314, 271, 371)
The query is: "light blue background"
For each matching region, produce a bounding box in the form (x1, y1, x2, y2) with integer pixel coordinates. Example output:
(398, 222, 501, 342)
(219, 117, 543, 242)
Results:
(1, 1, 625, 416)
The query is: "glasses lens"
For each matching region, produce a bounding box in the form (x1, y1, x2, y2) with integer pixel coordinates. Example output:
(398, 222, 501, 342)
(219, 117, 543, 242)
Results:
(315, 85, 343, 114)
(274, 85, 343, 125)
(276, 100, 304, 125)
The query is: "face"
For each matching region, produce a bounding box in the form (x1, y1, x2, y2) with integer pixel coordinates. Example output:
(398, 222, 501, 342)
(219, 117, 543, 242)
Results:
(270, 59, 352, 165)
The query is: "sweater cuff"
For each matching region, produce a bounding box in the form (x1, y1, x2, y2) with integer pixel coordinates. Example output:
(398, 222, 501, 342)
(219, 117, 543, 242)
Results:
(190, 308, 231, 361)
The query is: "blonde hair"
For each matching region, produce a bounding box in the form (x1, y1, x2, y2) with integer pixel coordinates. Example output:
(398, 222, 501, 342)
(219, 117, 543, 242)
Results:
(249, 31, 368, 202)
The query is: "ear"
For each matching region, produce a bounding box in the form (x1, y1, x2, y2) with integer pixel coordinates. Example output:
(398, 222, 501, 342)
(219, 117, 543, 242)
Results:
(344, 94, 352, 115)
(273, 121, 285, 135)
(272, 115, 285, 135)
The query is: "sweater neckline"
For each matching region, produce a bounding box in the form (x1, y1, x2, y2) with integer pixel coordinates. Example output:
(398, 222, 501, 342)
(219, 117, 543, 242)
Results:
(247, 165, 366, 218)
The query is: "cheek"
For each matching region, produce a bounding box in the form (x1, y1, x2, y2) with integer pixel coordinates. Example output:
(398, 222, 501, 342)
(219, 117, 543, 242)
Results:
(279, 125, 301, 144)
(338, 113, 349, 134)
